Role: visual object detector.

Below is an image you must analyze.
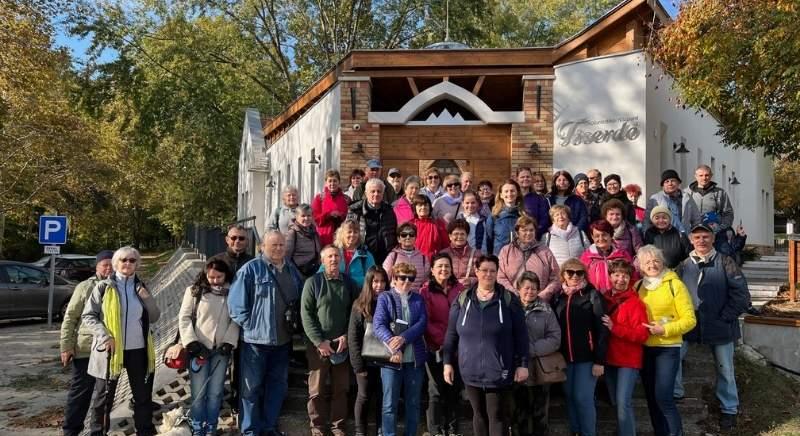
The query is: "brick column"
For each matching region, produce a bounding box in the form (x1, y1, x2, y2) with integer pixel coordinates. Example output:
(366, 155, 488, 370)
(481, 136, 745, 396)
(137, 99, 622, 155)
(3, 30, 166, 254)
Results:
(339, 78, 379, 178)
(511, 76, 554, 178)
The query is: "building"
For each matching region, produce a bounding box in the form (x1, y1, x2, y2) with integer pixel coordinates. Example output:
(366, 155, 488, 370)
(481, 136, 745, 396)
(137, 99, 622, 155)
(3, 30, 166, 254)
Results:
(238, 0, 774, 247)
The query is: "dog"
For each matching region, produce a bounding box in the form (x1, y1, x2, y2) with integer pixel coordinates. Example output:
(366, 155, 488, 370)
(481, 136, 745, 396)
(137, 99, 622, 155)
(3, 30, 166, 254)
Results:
(156, 406, 192, 436)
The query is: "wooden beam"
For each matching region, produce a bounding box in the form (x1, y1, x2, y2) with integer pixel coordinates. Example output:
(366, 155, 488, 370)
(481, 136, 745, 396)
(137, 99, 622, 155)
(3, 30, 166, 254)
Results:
(347, 49, 554, 70)
(341, 67, 555, 78)
(264, 69, 340, 136)
(407, 77, 419, 96)
(472, 76, 485, 95)
(554, 0, 645, 62)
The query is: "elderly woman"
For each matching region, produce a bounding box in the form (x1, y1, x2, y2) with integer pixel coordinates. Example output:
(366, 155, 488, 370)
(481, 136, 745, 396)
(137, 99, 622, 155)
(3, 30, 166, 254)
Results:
(286, 204, 322, 279)
(410, 194, 449, 260)
(442, 219, 482, 287)
(383, 222, 430, 290)
(421, 168, 444, 203)
(83, 246, 161, 436)
(456, 191, 486, 251)
(540, 204, 590, 267)
(443, 255, 529, 436)
(497, 216, 560, 301)
(636, 245, 697, 436)
(393, 175, 421, 225)
(552, 258, 607, 436)
(269, 185, 299, 234)
(432, 174, 464, 223)
(625, 183, 646, 227)
(601, 174, 636, 225)
(602, 199, 643, 259)
(477, 180, 495, 217)
(486, 179, 525, 255)
(581, 220, 637, 295)
(547, 170, 590, 232)
(643, 206, 690, 269)
(330, 219, 376, 289)
(312, 169, 350, 246)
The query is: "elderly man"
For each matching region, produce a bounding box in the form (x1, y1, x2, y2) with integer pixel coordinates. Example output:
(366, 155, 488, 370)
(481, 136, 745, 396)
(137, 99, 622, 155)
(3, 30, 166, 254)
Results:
(460, 171, 474, 192)
(644, 169, 701, 234)
(229, 231, 304, 436)
(59, 250, 114, 436)
(677, 223, 750, 431)
(352, 159, 397, 204)
(347, 178, 398, 264)
(686, 164, 734, 232)
(387, 167, 404, 199)
(301, 245, 359, 436)
(270, 186, 300, 234)
(586, 168, 606, 222)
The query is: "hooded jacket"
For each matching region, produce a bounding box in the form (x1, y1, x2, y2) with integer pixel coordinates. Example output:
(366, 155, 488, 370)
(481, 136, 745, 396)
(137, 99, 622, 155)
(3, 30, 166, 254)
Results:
(393, 196, 415, 225)
(486, 206, 523, 255)
(636, 270, 697, 347)
(580, 245, 638, 295)
(348, 200, 398, 265)
(643, 190, 702, 234)
(383, 247, 430, 290)
(373, 290, 428, 367)
(686, 181, 734, 230)
(602, 288, 649, 369)
(411, 216, 449, 260)
(643, 226, 690, 269)
(522, 193, 552, 236)
(312, 187, 349, 246)
(553, 283, 608, 365)
(420, 279, 465, 350)
(497, 242, 561, 302)
(60, 274, 103, 359)
(331, 245, 375, 290)
(178, 286, 240, 350)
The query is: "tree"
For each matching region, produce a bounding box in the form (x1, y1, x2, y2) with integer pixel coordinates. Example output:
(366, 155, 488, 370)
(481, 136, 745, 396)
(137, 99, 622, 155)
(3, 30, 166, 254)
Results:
(774, 160, 800, 222)
(649, 0, 800, 159)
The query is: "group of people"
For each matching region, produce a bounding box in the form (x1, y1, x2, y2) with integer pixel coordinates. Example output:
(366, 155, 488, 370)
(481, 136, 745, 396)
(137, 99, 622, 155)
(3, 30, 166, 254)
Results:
(58, 158, 752, 436)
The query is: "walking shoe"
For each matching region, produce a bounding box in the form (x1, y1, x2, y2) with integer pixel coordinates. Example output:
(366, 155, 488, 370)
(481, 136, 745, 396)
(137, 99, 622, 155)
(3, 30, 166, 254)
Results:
(720, 413, 737, 430)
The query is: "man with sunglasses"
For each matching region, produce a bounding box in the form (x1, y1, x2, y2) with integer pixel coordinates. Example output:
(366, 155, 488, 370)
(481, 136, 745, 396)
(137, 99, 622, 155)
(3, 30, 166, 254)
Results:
(586, 168, 606, 222)
(351, 159, 397, 205)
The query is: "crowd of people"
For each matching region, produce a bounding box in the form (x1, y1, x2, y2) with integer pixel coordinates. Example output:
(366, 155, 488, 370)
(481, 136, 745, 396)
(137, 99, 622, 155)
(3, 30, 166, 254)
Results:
(57, 158, 752, 436)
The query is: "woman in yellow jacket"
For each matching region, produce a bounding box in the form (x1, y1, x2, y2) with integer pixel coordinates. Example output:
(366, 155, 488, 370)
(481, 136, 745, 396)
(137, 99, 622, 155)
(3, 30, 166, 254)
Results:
(636, 245, 696, 436)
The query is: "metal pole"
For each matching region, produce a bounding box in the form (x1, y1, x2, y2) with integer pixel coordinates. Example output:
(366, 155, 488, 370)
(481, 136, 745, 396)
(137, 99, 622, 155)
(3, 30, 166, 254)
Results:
(47, 249, 55, 328)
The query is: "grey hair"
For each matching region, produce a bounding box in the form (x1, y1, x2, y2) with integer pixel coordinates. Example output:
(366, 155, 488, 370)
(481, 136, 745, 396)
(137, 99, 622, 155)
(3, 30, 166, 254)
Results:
(637, 244, 666, 269)
(295, 203, 313, 215)
(262, 230, 286, 242)
(365, 178, 385, 192)
(282, 185, 299, 195)
(404, 175, 422, 187)
(112, 246, 140, 267)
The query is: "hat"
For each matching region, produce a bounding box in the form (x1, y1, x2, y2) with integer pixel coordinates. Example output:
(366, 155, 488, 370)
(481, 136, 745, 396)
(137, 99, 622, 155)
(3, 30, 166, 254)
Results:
(661, 169, 682, 185)
(690, 223, 714, 233)
(604, 174, 621, 186)
(574, 173, 588, 184)
(388, 168, 401, 177)
(366, 159, 382, 169)
(649, 205, 672, 222)
(96, 250, 114, 263)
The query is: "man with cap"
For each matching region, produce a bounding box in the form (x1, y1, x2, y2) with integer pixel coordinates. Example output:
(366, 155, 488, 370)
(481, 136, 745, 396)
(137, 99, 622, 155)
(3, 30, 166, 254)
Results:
(60, 250, 114, 436)
(351, 159, 397, 205)
(643, 169, 701, 234)
(585, 168, 606, 222)
(387, 167, 404, 200)
(600, 173, 637, 225)
(676, 223, 750, 430)
(643, 205, 691, 269)
(686, 164, 734, 233)
(460, 171, 474, 193)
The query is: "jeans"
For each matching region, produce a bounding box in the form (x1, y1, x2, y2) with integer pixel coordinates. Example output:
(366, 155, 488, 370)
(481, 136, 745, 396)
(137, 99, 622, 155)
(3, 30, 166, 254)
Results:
(189, 353, 230, 433)
(464, 385, 509, 436)
(306, 345, 351, 435)
(673, 342, 688, 398)
(563, 362, 597, 436)
(381, 363, 425, 436)
(605, 366, 639, 436)
(239, 342, 290, 436)
(642, 346, 683, 436)
(511, 384, 550, 436)
(710, 342, 739, 414)
(90, 348, 155, 436)
(426, 352, 462, 435)
(354, 366, 382, 435)
(62, 357, 96, 436)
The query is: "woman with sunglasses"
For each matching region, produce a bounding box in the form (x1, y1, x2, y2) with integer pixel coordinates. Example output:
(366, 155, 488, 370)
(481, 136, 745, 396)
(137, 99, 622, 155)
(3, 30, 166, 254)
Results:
(178, 258, 239, 436)
(548, 170, 590, 233)
(83, 246, 161, 436)
(486, 179, 525, 255)
(348, 266, 389, 436)
(497, 216, 561, 302)
(553, 258, 608, 436)
(580, 220, 637, 295)
(432, 174, 464, 224)
(383, 222, 430, 290)
(443, 255, 529, 436)
(421, 168, 444, 203)
(410, 194, 449, 260)
(373, 262, 428, 436)
(420, 253, 466, 436)
(393, 176, 422, 225)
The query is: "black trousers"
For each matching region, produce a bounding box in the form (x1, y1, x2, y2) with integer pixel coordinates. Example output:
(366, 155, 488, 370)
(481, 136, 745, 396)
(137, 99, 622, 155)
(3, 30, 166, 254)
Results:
(510, 384, 550, 436)
(354, 366, 383, 435)
(90, 348, 155, 436)
(62, 357, 96, 436)
(464, 385, 509, 436)
(426, 352, 462, 435)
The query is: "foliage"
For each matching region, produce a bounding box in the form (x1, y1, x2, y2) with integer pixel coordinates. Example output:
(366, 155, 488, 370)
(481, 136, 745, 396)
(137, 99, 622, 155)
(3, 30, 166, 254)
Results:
(649, 0, 800, 159)
(774, 160, 800, 221)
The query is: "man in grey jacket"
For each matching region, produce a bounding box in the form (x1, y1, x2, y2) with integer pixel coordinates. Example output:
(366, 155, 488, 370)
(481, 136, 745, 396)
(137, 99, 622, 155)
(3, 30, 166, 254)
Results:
(643, 169, 702, 235)
(686, 164, 734, 232)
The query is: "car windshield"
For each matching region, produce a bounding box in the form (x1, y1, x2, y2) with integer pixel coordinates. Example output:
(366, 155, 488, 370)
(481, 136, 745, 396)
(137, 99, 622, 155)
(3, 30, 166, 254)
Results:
(32, 256, 50, 266)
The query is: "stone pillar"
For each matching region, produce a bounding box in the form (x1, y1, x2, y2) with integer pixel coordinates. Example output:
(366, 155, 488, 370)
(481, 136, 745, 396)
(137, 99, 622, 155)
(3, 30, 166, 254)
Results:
(339, 78, 379, 179)
(511, 76, 555, 178)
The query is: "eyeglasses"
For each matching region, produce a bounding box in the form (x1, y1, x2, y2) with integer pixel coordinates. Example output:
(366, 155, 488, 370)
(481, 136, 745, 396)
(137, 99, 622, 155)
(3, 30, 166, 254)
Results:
(564, 269, 586, 278)
(445, 183, 459, 188)
(427, 175, 439, 180)
(399, 232, 416, 239)
(121, 258, 137, 264)
(389, 174, 401, 178)
(396, 275, 416, 282)
(228, 236, 246, 241)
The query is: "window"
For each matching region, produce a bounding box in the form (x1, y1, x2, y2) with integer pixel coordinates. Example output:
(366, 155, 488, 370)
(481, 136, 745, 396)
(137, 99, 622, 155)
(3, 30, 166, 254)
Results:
(710, 157, 716, 175)
(721, 164, 727, 189)
(3, 265, 47, 285)
(297, 157, 303, 200)
(310, 148, 316, 194)
(325, 137, 333, 169)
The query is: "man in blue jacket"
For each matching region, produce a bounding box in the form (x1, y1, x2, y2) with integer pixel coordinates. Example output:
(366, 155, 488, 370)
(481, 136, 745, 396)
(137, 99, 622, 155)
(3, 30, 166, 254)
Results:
(229, 231, 304, 436)
(678, 223, 750, 431)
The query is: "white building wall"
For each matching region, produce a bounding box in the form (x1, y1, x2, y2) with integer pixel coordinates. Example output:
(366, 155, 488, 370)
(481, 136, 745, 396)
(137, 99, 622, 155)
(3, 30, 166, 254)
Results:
(238, 108, 267, 231)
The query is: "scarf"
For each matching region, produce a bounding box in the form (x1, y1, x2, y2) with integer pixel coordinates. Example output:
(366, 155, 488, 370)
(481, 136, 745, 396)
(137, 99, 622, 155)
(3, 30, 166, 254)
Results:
(690, 248, 717, 264)
(210, 285, 229, 297)
(562, 279, 587, 296)
(642, 270, 666, 290)
(524, 297, 549, 314)
(613, 222, 626, 239)
(442, 193, 463, 206)
(549, 223, 577, 240)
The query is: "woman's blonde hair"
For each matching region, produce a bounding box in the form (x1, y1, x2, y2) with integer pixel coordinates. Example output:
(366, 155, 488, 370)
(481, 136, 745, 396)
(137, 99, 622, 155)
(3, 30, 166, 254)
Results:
(492, 179, 524, 217)
(392, 262, 417, 276)
(559, 258, 586, 282)
(333, 219, 362, 249)
(548, 204, 572, 221)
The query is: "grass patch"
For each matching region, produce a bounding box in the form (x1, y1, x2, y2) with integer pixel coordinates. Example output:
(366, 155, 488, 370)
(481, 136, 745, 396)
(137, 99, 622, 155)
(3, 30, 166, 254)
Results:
(138, 249, 176, 281)
(3, 372, 68, 391)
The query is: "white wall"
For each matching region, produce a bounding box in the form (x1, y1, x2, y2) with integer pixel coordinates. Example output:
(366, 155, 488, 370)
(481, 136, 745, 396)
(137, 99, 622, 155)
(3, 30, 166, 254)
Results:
(646, 61, 774, 246)
(553, 51, 648, 193)
(238, 108, 267, 231)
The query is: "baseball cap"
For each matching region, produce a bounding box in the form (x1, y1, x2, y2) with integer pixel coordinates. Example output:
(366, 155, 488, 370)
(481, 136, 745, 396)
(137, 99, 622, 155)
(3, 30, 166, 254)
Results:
(388, 168, 401, 177)
(690, 223, 714, 233)
(366, 159, 382, 169)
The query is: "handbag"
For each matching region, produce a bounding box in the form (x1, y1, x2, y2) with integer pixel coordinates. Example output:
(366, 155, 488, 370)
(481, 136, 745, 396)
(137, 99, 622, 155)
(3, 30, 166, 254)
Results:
(360, 321, 392, 362)
(163, 291, 202, 370)
(530, 351, 567, 385)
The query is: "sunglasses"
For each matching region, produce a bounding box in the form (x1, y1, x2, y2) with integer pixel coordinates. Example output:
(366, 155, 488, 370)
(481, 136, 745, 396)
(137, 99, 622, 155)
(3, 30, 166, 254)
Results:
(427, 175, 439, 180)
(228, 236, 246, 241)
(399, 232, 416, 239)
(121, 258, 137, 264)
(396, 275, 417, 282)
(564, 269, 586, 278)
(445, 183, 459, 188)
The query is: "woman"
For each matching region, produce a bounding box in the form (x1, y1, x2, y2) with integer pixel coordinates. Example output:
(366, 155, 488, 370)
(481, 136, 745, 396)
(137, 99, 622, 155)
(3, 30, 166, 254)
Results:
(600, 174, 637, 225)
(443, 255, 529, 436)
(540, 204, 590, 267)
(523, 173, 551, 236)
(373, 263, 428, 436)
(441, 219, 482, 287)
(512, 271, 561, 436)
(348, 266, 389, 436)
(383, 222, 429, 290)
(574, 173, 590, 202)
(601, 260, 649, 436)
(312, 169, 350, 246)
(580, 220, 636, 295)
(331, 219, 376, 290)
(270, 185, 299, 234)
(602, 199, 643, 259)
(625, 183, 646, 228)
(433, 174, 464, 223)
(393, 176, 422, 225)
(531, 171, 549, 196)
(179, 259, 239, 436)
(421, 168, 444, 203)
(643, 206, 690, 269)
(420, 254, 465, 436)
(346, 169, 366, 199)
(285, 204, 322, 279)
(552, 258, 608, 436)
(517, 167, 534, 196)
(83, 246, 161, 436)
(455, 191, 486, 250)
(410, 194, 449, 260)
(547, 170, 590, 232)
(486, 179, 525, 255)
(477, 180, 495, 217)
(497, 216, 560, 301)
(636, 245, 697, 436)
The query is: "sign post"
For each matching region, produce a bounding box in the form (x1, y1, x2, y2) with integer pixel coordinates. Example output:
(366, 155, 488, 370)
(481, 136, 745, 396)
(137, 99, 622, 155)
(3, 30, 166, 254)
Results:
(39, 216, 68, 328)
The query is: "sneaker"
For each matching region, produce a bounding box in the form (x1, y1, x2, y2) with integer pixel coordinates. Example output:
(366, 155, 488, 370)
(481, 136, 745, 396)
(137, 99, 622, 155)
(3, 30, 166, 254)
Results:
(720, 413, 737, 430)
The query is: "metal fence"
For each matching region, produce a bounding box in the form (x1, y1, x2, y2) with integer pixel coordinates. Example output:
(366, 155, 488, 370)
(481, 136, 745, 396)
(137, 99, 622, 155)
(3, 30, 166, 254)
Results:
(183, 216, 259, 259)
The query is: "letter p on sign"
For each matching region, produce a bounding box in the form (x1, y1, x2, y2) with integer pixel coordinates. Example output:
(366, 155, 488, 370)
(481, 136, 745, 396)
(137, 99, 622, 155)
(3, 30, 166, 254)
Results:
(38, 216, 68, 245)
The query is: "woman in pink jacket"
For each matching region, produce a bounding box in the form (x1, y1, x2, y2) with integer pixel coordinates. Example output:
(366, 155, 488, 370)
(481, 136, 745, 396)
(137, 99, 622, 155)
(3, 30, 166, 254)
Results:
(497, 215, 561, 301)
(393, 176, 421, 225)
(579, 219, 639, 295)
(311, 169, 349, 246)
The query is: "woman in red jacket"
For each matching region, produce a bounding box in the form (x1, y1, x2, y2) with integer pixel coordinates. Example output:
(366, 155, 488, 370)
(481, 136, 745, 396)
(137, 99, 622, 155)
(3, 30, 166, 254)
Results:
(601, 259, 649, 436)
(420, 253, 465, 436)
(312, 169, 350, 246)
(410, 194, 449, 260)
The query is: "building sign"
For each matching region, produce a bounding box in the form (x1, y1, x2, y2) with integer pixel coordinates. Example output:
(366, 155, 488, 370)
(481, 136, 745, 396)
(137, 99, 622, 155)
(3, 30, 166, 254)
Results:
(556, 116, 641, 147)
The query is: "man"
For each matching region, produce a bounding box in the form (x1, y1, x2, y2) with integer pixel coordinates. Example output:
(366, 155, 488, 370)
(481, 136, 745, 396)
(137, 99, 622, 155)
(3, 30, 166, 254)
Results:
(643, 169, 701, 234)
(387, 167, 404, 199)
(351, 159, 397, 204)
(460, 171, 474, 192)
(270, 186, 300, 234)
(347, 178, 398, 264)
(586, 168, 606, 222)
(59, 250, 113, 436)
(345, 169, 365, 199)
(686, 164, 734, 232)
(678, 223, 750, 430)
(300, 246, 359, 436)
(600, 173, 636, 224)
(229, 231, 304, 436)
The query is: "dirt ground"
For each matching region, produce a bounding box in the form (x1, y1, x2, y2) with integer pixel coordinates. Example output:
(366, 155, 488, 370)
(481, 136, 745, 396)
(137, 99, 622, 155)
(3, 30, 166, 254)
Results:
(0, 319, 68, 436)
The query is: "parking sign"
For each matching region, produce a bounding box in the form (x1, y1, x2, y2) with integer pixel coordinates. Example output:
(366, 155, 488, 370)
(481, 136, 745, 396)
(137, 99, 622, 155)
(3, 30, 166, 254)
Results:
(38, 215, 68, 245)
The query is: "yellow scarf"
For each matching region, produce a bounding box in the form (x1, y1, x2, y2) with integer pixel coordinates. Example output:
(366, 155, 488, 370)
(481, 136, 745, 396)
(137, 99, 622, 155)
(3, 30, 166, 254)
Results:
(102, 283, 156, 378)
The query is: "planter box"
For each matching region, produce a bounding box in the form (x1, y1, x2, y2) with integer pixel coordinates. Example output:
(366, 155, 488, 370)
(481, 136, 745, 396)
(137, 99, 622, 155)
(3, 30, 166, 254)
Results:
(742, 315, 800, 373)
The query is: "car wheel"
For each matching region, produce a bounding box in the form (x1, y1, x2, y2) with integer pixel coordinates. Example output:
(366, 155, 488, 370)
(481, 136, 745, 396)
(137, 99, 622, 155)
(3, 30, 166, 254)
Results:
(56, 300, 70, 321)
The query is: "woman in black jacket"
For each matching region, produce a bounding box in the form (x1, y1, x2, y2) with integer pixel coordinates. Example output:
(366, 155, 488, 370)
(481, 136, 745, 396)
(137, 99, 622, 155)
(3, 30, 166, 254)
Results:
(348, 266, 389, 436)
(553, 257, 608, 436)
(643, 206, 690, 269)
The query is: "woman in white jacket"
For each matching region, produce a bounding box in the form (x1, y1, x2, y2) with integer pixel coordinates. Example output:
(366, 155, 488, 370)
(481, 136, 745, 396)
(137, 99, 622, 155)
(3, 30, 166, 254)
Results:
(179, 258, 240, 436)
(540, 205, 590, 267)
